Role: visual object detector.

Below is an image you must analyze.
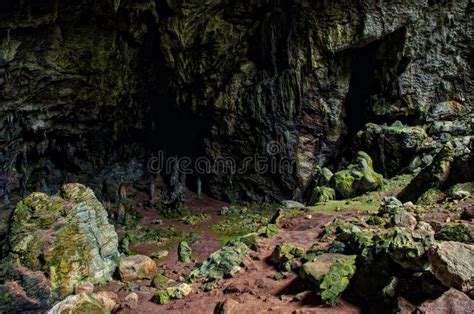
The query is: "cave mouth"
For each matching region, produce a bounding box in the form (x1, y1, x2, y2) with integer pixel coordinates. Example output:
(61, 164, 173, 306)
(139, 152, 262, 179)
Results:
(338, 27, 410, 169)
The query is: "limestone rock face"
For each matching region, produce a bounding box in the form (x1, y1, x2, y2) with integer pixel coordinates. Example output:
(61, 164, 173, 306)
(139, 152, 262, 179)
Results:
(428, 241, 474, 293)
(1, 0, 472, 204)
(0, 183, 119, 311)
(398, 139, 473, 203)
(355, 123, 427, 177)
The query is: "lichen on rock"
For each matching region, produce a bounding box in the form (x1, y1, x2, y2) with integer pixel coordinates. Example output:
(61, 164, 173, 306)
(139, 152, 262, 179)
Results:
(330, 152, 384, 199)
(1, 183, 119, 309)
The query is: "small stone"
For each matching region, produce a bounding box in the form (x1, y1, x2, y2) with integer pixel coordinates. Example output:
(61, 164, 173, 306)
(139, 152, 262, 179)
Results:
(214, 298, 240, 314)
(74, 281, 94, 295)
(393, 209, 417, 230)
(178, 241, 193, 263)
(167, 283, 192, 299)
(119, 255, 158, 281)
(152, 290, 170, 305)
(151, 250, 169, 260)
(151, 274, 173, 290)
(91, 291, 117, 312)
(124, 292, 139, 306)
(294, 290, 313, 301)
(305, 215, 312, 220)
(281, 200, 306, 209)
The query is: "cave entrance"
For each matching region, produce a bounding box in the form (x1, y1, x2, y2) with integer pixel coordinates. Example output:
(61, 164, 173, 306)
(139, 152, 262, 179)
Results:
(339, 28, 408, 165)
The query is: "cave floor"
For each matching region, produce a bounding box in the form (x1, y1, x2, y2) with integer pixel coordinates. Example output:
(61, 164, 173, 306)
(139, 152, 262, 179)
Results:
(102, 207, 364, 313)
(92, 175, 423, 313)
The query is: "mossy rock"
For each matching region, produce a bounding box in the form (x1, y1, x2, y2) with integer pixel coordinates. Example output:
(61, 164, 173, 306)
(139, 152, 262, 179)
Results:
(178, 241, 193, 263)
(417, 188, 445, 205)
(151, 274, 173, 290)
(299, 254, 356, 306)
(375, 227, 426, 270)
(330, 152, 383, 199)
(258, 224, 279, 238)
(366, 216, 386, 226)
(435, 224, 471, 242)
(4, 184, 119, 304)
(48, 293, 107, 314)
(309, 187, 336, 205)
(152, 290, 170, 305)
(188, 242, 248, 282)
(270, 242, 304, 271)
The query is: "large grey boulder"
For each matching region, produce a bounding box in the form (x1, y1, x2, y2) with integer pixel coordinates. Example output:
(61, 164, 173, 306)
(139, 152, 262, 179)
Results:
(0, 183, 119, 311)
(428, 241, 474, 293)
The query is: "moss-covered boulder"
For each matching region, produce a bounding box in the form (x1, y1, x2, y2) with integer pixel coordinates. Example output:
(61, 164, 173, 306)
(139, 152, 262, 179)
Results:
(188, 242, 248, 282)
(1, 184, 119, 310)
(417, 188, 445, 205)
(299, 254, 356, 306)
(258, 224, 279, 238)
(330, 152, 384, 199)
(178, 241, 193, 263)
(375, 227, 427, 270)
(152, 283, 192, 305)
(309, 187, 336, 205)
(151, 274, 174, 290)
(398, 139, 474, 203)
(270, 243, 305, 271)
(435, 224, 472, 242)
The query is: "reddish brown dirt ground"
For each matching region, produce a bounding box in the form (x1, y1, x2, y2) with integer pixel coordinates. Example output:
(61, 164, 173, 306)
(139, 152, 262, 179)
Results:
(97, 193, 364, 314)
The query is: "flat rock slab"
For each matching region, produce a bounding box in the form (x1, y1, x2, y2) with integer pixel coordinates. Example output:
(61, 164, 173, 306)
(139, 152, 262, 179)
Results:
(428, 241, 474, 292)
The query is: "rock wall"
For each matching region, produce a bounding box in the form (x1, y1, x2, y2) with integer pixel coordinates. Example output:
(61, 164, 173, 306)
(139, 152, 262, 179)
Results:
(0, 0, 159, 206)
(1, 0, 472, 204)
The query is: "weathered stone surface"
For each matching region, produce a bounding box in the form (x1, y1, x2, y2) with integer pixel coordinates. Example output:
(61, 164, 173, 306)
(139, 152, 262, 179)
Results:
(425, 101, 472, 122)
(48, 293, 107, 314)
(392, 210, 417, 230)
(178, 241, 193, 263)
(1, 0, 471, 204)
(428, 241, 474, 293)
(1, 183, 118, 311)
(91, 291, 118, 312)
(330, 151, 384, 199)
(299, 254, 356, 306)
(119, 255, 157, 281)
(398, 140, 474, 203)
(189, 242, 248, 282)
(355, 123, 427, 177)
(417, 288, 474, 314)
(309, 187, 336, 205)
